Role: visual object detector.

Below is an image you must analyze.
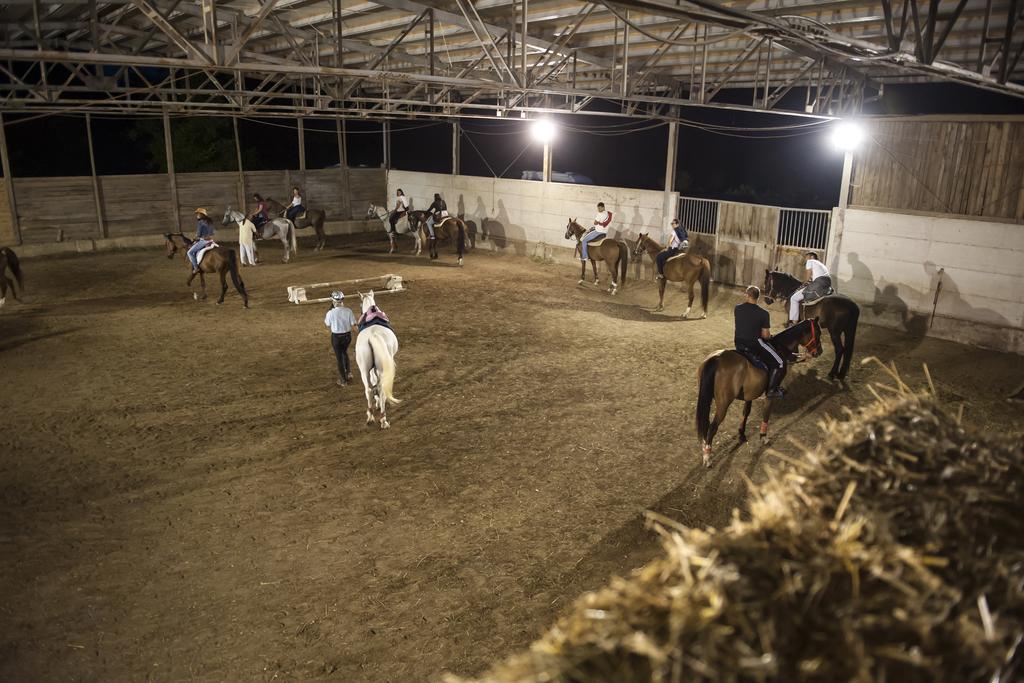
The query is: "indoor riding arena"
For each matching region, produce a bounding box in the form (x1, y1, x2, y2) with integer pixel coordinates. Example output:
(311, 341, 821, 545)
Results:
(1, 2, 1022, 682)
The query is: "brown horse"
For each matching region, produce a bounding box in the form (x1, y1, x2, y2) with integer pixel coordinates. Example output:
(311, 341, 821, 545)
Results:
(564, 219, 629, 295)
(266, 197, 328, 251)
(695, 318, 822, 466)
(420, 215, 467, 266)
(632, 234, 711, 318)
(763, 270, 860, 382)
(164, 233, 249, 307)
(0, 246, 24, 306)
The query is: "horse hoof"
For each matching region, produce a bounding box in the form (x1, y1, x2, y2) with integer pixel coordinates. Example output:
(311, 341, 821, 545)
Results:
(760, 434, 771, 445)
(655, 306, 663, 312)
(193, 293, 199, 300)
(701, 313, 707, 320)
(380, 420, 390, 430)
(738, 432, 747, 444)
(577, 279, 584, 285)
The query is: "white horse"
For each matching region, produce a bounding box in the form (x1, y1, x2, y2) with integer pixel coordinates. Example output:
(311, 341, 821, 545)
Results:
(356, 290, 400, 429)
(223, 206, 297, 263)
(367, 203, 423, 256)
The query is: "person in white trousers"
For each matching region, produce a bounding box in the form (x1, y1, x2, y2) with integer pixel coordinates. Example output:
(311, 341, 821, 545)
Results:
(238, 216, 259, 266)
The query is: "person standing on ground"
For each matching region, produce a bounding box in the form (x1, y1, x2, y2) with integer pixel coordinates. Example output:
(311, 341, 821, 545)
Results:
(238, 215, 259, 266)
(325, 291, 357, 386)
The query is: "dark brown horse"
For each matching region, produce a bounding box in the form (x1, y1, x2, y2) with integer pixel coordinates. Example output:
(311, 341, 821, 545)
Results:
(164, 233, 249, 307)
(0, 246, 24, 306)
(564, 219, 629, 295)
(420, 215, 468, 266)
(695, 318, 823, 466)
(266, 197, 328, 251)
(763, 270, 860, 381)
(633, 234, 711, 317)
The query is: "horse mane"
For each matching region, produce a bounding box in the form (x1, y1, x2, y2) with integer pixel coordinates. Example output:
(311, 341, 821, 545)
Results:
(771, 319, 813, 347)
(770, 270, 801, 286)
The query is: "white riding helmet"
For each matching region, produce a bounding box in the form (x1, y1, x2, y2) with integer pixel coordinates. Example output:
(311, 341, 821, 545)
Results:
(330, 291, 345, 302)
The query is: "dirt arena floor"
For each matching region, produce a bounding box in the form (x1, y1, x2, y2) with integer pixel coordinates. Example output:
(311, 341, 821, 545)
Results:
(1, 237, 1020, 682)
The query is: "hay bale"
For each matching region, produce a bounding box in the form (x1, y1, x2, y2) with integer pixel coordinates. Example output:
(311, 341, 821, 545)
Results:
(450, 373, 1023, 683)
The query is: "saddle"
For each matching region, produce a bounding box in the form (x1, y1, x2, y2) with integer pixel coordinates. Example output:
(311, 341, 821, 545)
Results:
(588, 237, 606, 248)
(735, 348, 768, 371)
(665, 250, 690, 266)
(358, 307, 392, 332)
(297, 212, 307, 220)
(802, 287, 836, 305)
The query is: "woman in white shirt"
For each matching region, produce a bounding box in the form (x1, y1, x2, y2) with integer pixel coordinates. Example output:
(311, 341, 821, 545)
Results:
(789, 251, 833, 324)
(389, 189, 410, 233)
(285, 186, 305, 221)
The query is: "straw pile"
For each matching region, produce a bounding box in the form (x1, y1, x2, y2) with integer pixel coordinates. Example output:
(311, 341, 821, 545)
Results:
(450, 363, 1023, 683)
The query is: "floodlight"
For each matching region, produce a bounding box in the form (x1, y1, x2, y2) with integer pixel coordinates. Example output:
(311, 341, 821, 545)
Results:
(831, 120, 864, 152)
(531, 118, 556, 144)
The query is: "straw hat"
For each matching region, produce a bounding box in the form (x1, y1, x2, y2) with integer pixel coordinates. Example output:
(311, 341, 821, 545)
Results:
(195, 207, 209, 217)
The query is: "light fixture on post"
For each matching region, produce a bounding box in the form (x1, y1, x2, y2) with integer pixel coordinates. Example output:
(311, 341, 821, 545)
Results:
(830, 120, 865, 152)
(825, 119, 865, 272)
(531, 118, 556, 144)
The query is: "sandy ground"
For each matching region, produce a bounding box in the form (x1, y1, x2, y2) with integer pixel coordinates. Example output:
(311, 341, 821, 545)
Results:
(1, 237, 1020, 682)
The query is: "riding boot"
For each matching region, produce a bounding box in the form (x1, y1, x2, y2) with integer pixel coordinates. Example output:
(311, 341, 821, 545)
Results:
(765, 368, 786, 398)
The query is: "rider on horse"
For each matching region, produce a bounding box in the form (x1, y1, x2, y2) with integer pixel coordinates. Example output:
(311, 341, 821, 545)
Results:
(187, 208, 216, 274)
(389, 189, 411, 233)
(655, 218, 688, 280)
(425, 193, 448, 240)
(789, 252, 833, 325)
(249, 193, 270, 231)
(581, 202, 612, 262)
(286, 186, 305, 221)
(735, 285, 786, 398)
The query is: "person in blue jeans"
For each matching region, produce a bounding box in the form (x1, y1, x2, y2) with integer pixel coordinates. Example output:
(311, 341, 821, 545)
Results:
(655, 218, 689, 279)
(581, 202, 612, 261)
(425, 193, 448, 239)
(187, 208, 216, 273)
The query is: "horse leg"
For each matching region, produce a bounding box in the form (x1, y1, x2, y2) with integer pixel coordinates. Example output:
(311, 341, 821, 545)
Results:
(591, 259, 599, 285)
(217, 269, 228, 304)
(828, 327, 843, 381)
(656, 278, 666, 312)
(702, 399, 730, 468)
(199, 272, 208, 300)
(281, 234, 290, 263)
(578, 258, 586, 285)
(737, 401, 753, 444)
(759, 400, 776, 444)
(0, 275, 7, 306)
(683, 279, 695, 319)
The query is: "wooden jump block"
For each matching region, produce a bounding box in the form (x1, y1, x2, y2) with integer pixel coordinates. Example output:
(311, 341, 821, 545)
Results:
(287, 273, 405, 305)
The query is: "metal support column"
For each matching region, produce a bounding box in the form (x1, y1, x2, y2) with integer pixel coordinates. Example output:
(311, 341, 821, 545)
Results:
(382, 120, 391, 168)
(452, 120, 460, 175)
(232, 115, 246, 212)
(297, 116, 306, 171)
(84, 113, 106, 238)
(826, 149, 854, 271)
(0, 113, 22, 244)
(662, 120, 678, 227)
(542, 141, 551, 182)
(520, 0, 528, 86)
(336, 117, 347, 168)
(162, 110, 179, 228)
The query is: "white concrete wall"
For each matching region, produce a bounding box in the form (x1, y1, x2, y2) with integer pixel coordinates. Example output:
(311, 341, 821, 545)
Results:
(836, 207, 1024, 354)
(386, 170, 675, 264)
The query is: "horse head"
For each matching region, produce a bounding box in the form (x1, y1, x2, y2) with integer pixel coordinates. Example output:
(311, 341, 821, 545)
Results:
(164, 233, 185, 259)
(564, 218, 579, 240)
(784, 317, 823, 358)
(633, 233, 648, 257)
(222, 206, 237, 226)
(358, 289, 377, 314)
(366, 204, 378, 219)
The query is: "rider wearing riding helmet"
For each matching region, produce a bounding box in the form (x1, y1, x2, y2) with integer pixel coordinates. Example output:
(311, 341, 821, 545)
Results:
(788, 252, 832, 325)
(581, 202, 612, 262)
(390, 189, 411, 233)
(655, 218, 688, 279)
(735, 285, 786, 398)
(187, 208, 215, 274)
(425, 193, 448, 239)
(325, 291, 357, 386)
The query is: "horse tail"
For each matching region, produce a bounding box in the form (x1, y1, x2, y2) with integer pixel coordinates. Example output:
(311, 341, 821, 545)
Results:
(457, 220, 466, 257)
(289, 220, 297, 254)
(700, 258, 711, 313)
(695, 354, 720, 443)
(840, 301, 860, 378)
(369, 332, 401, 407)
(619, 242, 628, 287)
(2, 247, 23, 290)
(227, 249, 248, 299)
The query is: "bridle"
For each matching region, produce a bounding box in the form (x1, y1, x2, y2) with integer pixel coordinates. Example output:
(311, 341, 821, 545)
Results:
(803, 319, 822, 357)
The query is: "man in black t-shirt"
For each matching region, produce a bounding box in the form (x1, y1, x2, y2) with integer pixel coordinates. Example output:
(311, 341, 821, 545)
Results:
(734, 285, 786, 398)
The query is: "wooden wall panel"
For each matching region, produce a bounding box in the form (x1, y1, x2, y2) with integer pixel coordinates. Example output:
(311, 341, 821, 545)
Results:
(304, 169, 349, 220)
(0, 178, 14, 245)
(175, 172, 243, 229)
(13, 177, 97, 243)
(98, 174, 173, 237)
(853, 118, 1024, 221)
(347, 169, 386, 220)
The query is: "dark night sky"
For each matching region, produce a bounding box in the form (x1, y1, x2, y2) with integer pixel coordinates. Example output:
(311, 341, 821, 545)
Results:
(3, 82, 1022, 210)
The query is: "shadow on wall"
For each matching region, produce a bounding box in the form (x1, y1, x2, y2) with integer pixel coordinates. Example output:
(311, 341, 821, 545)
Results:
(473, 197, 527, 257)
(842, 252, 1014, 343)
